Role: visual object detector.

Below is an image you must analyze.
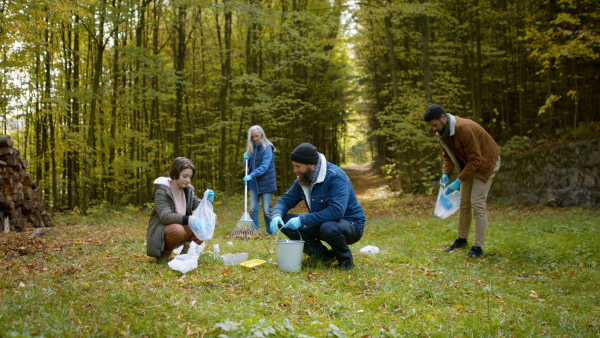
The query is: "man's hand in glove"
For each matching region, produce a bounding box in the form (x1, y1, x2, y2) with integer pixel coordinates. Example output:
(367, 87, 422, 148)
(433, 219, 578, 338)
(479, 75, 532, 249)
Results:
(269, 216, 284, 233)
(440, 174, 450, 187)
(284, 217, 302, 230)
(445, 179, 462, 195)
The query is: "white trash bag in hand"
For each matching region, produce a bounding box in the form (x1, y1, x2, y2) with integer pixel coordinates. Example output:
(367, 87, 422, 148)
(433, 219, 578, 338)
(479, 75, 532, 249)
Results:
(168, 242, 205, 274)
(190, 190, 217, 241)
(434, 185, 460, 219)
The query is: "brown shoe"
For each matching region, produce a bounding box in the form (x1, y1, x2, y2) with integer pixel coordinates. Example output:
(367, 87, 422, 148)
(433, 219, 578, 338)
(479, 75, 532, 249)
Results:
(180, 242, 191, 255)
(156, 250, 172, 263)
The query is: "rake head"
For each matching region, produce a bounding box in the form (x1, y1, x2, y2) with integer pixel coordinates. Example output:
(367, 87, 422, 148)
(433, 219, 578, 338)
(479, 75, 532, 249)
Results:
(225, 219, 263, 240)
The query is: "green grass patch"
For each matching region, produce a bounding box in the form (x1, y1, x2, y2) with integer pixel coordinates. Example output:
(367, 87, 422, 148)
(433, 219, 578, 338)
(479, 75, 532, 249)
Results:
(1, 196, 599, 337)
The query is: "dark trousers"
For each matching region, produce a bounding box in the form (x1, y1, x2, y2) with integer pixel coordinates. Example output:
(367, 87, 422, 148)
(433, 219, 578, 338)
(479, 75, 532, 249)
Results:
(280, 213, 363, 269)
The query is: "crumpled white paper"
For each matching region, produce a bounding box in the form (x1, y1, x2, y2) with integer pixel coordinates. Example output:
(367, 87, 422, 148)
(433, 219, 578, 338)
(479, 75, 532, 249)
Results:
(359, 245, 380, 254)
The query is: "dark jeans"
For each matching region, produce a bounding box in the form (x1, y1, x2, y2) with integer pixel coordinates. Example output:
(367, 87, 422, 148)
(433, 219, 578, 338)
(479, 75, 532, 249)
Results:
(280, 213, 364, 269)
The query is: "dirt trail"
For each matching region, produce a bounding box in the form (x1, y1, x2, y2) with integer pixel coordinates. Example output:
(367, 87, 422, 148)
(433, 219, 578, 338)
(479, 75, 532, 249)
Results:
(343, 163, 388, 199)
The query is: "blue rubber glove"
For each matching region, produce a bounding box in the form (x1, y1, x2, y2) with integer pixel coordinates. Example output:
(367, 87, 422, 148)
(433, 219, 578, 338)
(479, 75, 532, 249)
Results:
(445, 179, 462, 195)
(269, 216, 284, 233)
(206, 189, 215, 202)
(243, 153, 250, 160)
(440, 174, 450, 187)
(243, 175, 252, 182)
(439, 193, 453, 210)
(192, 219, 201, 230)
(284, 217, 302, 230)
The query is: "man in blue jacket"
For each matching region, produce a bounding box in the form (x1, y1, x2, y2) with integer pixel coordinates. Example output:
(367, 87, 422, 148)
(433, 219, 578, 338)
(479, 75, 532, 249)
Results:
(269, 143, 366, 270)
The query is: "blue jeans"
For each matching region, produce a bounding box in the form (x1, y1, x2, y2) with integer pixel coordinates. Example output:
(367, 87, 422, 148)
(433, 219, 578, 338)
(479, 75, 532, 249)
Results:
(280, 213, 364, 269)
(249, 190, 274, 234)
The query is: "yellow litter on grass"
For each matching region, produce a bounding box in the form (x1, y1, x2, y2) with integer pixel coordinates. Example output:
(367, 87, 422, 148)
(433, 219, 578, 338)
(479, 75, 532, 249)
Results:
(240, 259, 266, 269)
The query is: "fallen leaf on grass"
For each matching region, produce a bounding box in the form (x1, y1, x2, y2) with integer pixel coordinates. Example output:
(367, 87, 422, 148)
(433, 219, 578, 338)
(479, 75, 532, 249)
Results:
(186, 327, 207, 336)
(584, 317, 596, 328)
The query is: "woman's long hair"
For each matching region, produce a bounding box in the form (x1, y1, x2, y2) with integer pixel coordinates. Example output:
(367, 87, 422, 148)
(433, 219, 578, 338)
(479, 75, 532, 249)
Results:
(246, 125, 275, 156)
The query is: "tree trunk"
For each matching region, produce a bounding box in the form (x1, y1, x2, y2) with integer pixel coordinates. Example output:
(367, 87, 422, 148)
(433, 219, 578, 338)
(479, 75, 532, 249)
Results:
(420, 8, 431, 102)
(172, 4, 187, 158)
(384, 14, 399, 101)
(83, 2, 107, 215)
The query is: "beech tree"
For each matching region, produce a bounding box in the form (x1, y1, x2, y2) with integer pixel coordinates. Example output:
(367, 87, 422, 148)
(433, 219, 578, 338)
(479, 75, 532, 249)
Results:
(1, 0, 598, 206)
(3, 0, 351, 210)
(353, 0, 600, 192)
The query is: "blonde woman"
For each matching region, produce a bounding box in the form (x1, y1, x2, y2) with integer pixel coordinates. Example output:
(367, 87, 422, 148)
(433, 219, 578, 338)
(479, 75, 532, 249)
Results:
(242, 126, 277, 234)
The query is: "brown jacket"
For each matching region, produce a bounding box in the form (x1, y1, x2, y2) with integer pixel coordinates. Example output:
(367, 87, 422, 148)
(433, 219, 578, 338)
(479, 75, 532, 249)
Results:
(441, 116, 500, 183)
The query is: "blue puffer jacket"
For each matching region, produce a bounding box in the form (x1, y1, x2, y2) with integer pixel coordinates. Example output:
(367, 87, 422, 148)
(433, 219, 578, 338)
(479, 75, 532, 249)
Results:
(273, 154, 365, 227)
(248, 144, 277, 194)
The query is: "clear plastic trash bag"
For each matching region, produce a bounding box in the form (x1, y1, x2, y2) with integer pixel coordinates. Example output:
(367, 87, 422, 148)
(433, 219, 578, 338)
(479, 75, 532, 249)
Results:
(190, 190, 217, 241)
(434, 185, 460, 219)
(168, 242, 205, 274)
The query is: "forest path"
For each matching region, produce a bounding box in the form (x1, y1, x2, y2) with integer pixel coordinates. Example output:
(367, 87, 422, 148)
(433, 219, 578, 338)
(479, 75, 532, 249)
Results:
(342, 162, 389, 200)
(343, 162, 436, 219)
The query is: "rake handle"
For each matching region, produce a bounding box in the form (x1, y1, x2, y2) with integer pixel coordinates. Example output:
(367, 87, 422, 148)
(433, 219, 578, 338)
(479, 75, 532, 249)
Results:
(244, 159, 248, 214)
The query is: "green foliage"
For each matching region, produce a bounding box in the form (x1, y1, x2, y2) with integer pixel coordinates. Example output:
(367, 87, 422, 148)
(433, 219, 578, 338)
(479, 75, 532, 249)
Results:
(559, 121, 600, 140)
(2, 0, 354, 211)
(2, 0, 599, 214)
(501, 135, 532, 157)
(501, 121, 600, 157)
(374, 94, 440, 193)
(353, 0, 600, 193)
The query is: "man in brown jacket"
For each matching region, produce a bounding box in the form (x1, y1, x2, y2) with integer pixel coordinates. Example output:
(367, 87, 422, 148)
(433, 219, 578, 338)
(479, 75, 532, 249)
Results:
(424, 104, 501, 258)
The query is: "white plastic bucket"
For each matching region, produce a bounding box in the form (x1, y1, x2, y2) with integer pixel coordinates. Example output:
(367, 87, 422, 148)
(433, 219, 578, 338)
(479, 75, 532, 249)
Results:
(275, 229, 304, 272)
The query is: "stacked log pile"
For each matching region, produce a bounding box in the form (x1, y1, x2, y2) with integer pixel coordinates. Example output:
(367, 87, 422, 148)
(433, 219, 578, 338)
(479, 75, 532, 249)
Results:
(0, 135, 54, 232)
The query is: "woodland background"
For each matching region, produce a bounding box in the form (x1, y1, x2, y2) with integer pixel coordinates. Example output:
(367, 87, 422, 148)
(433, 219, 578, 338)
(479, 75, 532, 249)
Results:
(1, 0, 598, 213)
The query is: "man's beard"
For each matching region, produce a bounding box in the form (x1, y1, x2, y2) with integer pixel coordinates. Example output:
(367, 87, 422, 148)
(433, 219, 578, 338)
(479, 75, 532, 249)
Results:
(438, 120, 447, 134)
(298, 167, 315, 186)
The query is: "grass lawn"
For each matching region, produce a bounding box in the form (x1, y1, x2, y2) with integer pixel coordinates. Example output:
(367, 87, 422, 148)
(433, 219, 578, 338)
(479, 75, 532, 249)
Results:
(1, 188, 599, 337)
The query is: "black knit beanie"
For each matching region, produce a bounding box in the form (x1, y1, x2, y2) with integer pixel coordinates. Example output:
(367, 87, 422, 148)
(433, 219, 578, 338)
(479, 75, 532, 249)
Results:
(290, 143, 319, 165)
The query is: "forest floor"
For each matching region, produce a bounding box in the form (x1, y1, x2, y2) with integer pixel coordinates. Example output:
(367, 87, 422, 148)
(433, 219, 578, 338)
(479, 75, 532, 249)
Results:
(1, 162, 599, 337)
(0, 162, 429, 257)
(0, 162, 391, 256)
